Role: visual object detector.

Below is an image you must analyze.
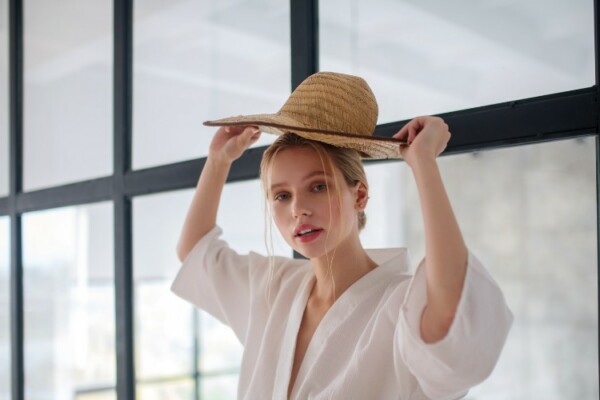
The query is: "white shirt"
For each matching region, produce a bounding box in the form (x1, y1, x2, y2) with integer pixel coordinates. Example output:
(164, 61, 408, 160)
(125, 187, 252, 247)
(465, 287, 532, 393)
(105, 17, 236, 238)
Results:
(171, 226, 513, 400)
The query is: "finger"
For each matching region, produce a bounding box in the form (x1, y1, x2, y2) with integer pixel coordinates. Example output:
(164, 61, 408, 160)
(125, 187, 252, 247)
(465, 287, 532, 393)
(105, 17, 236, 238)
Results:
(393, 117, 426, 140)
(393, 124, 409, 140)
(238, 127, 260, 147)
(399, 143, 408, 158)
(228, 125, 250, 136)
(250, 132, 261, 143)
(242, 126, 259, 135)
(394, 120, 416, 140)
(244, 125, 260, 137)
(410, 117, 432, 143)
(407, 125, 418, 144)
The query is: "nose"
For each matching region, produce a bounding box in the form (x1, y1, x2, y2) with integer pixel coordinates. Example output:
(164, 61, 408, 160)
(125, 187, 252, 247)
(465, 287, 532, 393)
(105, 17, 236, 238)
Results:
(292, 194, 312, 218)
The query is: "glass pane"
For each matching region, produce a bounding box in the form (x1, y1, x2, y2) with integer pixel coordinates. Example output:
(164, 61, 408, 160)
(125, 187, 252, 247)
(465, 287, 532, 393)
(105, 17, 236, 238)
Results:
(198, 178, 292, 373)
(200, 374, 238, 400)
(320, 0, 595, 123)
(137, 379, 194, 400)
(23, 0, 113, 191)
(218, 180, 289, 257)
(364, 136, 598, 399)
(23, 203, 115, 400)
(0, 217, 9, 399)
(0, 0, 8, 196)
(74, 389, 116, 400)
(198, 311, 242, 373)
(135, 179, 288, 380)
(134, 191, 196, 380)
(132, 0, 291, 169)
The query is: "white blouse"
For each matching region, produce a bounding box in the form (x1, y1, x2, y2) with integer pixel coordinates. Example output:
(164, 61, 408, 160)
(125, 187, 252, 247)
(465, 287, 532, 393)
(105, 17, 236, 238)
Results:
(171, 226, 513, 400)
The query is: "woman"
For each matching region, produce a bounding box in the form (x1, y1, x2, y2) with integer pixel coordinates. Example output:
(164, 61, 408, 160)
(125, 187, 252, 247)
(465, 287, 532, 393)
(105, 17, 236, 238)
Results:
(172, 72, 512, 399)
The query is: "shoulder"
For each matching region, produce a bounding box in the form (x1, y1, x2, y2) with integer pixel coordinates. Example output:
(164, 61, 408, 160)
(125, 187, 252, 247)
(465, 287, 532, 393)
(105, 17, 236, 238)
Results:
(365, 247, 411, 274)
(244, 250, 311, 290)
(360, 247, 414, 300)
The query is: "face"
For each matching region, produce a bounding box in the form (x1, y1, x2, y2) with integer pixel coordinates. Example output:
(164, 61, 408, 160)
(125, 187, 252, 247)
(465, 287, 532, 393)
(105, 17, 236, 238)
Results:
(267, 146, 364, 259)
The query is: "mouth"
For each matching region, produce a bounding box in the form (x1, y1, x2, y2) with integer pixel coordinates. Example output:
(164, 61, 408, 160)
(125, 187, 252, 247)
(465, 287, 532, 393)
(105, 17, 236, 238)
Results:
(294, 228, 323, 237)
(293, 225, 324, 243)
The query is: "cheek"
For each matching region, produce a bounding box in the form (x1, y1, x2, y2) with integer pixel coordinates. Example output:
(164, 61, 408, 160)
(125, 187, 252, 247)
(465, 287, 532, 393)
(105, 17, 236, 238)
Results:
(319, 195, 346, 230)
(270, 204, 288, 231)
(338, 195, 358, 230)
(312, 194, 338, 224)
(328, 200, 343, 222)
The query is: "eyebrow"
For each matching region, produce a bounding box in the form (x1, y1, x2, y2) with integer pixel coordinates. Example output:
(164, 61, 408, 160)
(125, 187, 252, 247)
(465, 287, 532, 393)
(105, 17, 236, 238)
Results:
(270, 170, 331, 191)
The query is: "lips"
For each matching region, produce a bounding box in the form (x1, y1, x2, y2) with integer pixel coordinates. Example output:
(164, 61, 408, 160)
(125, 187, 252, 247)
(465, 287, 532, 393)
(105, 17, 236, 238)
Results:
(294, 224, 322, 236)
(293, 224, 323, 238)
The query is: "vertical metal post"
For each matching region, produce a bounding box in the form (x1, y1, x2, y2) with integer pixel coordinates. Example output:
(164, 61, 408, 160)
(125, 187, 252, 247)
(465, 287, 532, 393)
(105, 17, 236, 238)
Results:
(8, 0, 24, 399)
(8, 215, 23, 400)
(194, 310, 200, 399)
(596, 0, 600, 89)
(290, 0, 319, 90)
(596, 133, 600, 395)
(290, 0, 318, 260)
(114, 0, 135, 399)
(594, 0, 600, 390)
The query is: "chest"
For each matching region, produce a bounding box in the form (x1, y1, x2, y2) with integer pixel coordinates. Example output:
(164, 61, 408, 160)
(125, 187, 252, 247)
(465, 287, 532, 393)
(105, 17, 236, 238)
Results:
(288, 303, 329, 397)
(251, 267, 409, 399)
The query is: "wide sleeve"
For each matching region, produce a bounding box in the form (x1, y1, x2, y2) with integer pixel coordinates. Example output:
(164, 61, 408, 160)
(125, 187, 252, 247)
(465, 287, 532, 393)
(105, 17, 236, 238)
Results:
(170, 225, 290, 343)
(397, 251, 513, 400)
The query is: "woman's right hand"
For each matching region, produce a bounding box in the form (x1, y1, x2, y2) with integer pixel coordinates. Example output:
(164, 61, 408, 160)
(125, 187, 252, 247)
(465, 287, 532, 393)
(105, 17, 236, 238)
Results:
(208, 125, 261, 164)
(177, 125, 261, 262)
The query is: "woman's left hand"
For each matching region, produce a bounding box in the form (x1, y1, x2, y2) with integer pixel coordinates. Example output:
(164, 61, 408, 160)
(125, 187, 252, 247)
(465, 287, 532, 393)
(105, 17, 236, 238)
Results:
(393, 116, 450, 168)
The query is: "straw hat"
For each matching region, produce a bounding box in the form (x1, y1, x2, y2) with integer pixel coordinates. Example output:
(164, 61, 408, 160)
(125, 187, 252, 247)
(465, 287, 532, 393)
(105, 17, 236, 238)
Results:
(203, 72, 406, 159)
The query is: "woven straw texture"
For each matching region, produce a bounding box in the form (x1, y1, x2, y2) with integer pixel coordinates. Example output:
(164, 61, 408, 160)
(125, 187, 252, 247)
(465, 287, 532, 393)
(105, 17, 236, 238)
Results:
(203, 72, 405, 159)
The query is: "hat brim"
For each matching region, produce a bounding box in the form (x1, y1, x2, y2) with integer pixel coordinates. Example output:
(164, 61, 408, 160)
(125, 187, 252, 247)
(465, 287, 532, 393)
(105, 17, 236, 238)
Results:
(203, 113, 406, 159)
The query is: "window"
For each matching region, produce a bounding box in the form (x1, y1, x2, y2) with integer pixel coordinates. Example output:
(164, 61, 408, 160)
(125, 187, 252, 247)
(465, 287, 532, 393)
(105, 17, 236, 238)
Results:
(4, 1, 599, 399)
(0, 216, 9, 399)
(23, 203, 116, 400)
(364, 136, 598, 399)
(134, 190, 196, 396)
(132, 0, 291, 169)
(133, 179, 288, 396)
(23, 0, 113, 191)
(320, 0, 595, 123)
(0, 0, 8, 196)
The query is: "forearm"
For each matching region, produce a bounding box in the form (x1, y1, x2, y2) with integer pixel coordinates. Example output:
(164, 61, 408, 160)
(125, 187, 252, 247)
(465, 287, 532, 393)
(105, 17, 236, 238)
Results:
(411, 157, 468, 342)
(176, 156, 231, 262)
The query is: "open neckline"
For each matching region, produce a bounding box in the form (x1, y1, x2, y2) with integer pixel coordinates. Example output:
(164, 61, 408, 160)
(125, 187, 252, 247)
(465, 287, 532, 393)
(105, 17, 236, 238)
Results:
(286, 255, 405, 398)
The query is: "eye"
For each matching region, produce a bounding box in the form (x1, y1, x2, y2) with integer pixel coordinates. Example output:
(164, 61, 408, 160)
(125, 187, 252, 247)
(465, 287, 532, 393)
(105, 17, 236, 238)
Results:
(312, 183, 327, 192)
(274, 192, 290, 201)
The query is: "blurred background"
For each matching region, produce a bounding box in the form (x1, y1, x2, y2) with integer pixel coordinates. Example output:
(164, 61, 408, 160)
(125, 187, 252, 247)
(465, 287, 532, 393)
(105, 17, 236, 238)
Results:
(0, 0, 597, 399)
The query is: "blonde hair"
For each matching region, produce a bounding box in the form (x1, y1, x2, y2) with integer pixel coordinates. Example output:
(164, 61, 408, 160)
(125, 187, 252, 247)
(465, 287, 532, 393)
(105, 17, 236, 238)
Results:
(260, 133, 369, 231)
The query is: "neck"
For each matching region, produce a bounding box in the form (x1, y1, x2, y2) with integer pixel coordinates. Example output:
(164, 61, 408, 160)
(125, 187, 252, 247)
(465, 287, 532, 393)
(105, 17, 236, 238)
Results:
(308, 233, 378, 305)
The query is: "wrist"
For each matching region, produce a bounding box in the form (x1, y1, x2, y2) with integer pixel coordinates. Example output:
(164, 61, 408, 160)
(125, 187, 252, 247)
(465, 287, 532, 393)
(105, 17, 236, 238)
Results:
(408, 155, 438, 173)
(206, 154, 233, 171)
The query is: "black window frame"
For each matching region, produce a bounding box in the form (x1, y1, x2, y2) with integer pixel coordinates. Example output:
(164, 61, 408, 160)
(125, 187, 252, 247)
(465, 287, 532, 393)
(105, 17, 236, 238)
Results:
(3, 0, 599, 399)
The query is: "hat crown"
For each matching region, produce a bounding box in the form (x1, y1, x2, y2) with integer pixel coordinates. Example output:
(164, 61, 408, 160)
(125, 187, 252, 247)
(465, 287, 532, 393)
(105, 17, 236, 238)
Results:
(278, 72, 378, 136)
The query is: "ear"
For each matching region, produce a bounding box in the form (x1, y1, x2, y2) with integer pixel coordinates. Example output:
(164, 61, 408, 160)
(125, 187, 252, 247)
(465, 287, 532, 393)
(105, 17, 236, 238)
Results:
(354, 182, 369, 211)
